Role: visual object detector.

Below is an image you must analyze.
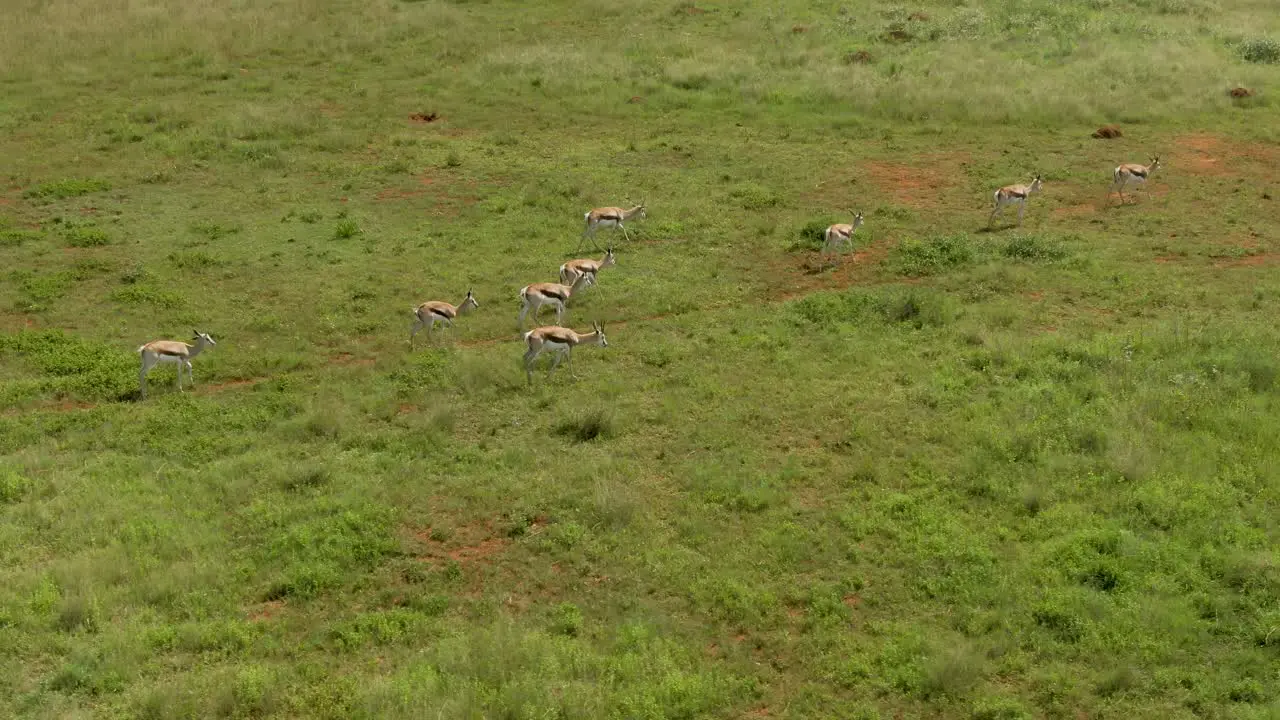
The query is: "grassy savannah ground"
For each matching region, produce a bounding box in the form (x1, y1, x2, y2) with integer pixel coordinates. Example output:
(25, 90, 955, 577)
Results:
(2, 0, 1279, 717)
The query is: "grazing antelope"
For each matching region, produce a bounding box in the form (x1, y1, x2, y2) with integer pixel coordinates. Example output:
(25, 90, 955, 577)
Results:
(822, 211, 864, 268)
(1107, 157, 1160, 204)
(559, 247, 616, 290)
(137, 330, 217, 399)
(522, 322, 608, 383)
(518, 272, 594, 329)
(410, 289, 479, 348)
(580, 203, 645, 251)
(989, 176, 1043, 227)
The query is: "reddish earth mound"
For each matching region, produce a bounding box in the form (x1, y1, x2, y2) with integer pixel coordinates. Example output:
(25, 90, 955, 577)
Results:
(1092, 125, 1122, 139)
(408, 112, 439, 123)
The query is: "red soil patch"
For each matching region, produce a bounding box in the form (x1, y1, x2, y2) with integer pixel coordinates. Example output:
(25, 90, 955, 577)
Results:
(375, 187, 425, 201)
(375, 172, 479, 216)
(1092, 125, 1122, 139)
(0, 311, 37, 332)
(331, 352, 375, 367)
(199, 378, 260, 393)
(1175, 133, 1230, 176)
(411, 520, 511, 567)
(1052, 203, 1096, 218)
(1215, 253, 1277, 268)
(843, 593, 861, 608)
(766, 237, 897, 301)
(248, 600, 285, 622)
(862, 155, 967, 208)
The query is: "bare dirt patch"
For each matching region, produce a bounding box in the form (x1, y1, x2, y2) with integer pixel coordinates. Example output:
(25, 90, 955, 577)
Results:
(1215, 253, 1277, 268)
(408, 111, 440, 123)
(1092, 125, 1122, 139)
(411, 520, 511, 567)
(862, 155, 967, 208)
(331, 352, 375, 367)
(1229, 87, 1254, 98)
(1052, 203, 1096, 218)
(248, 600, 285, 622)
(1174, 133, 1230, 176)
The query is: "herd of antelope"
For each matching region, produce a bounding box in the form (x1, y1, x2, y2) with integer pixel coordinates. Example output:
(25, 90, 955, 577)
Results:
(135, 156, 1162, 397)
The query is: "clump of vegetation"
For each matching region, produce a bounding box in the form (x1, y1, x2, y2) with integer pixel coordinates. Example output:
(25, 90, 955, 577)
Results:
(334, 219, 361, 239)
(63, 226, 110, 247)
(890, 234, 976, 276)
(1238, 37, 1280, 64)
(553, 408, 615, 442)
(23, 178, 111, 200)
(1001, 234, 1068, 261)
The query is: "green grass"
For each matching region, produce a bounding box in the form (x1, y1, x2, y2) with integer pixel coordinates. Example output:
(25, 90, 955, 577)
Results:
(2, 0, 1279, 718)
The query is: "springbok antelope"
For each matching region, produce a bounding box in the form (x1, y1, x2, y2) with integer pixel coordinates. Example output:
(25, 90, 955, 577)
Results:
(522, 322, 608, 383)
(989, 176, 1043, 227)
(518, 272, 594, 329)
(137, 330, 216, 399)
(580, 203, 645, 251)
(410, 289, 479, 348)
(559, 247, 616, 290)
(822, 211, 864, 268)
(1107, 157, 1161, 204)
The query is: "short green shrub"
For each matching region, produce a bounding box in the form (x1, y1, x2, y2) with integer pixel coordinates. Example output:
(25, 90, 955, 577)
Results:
(0, 229, 42, 246)
(891, 234, 976, 276)
(553, 408, 615, 442)
(64, 226, 111, 247)
(729, 183, 781, 210)
(1239, 37, 1280, 64)
(111, 285, 184, 309)
(0, 470, 30, 503)
(24, 178, 111, 200)
(334, 219, 361, 239)
(1000, 234, 1068, 261)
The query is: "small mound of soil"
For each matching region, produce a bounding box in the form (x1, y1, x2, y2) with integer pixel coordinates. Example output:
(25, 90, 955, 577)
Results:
(1092, 125, 1122, 139)
(908, 12, 930, 21)
(1229, 86, 1255, 98)
(845, 50, 875, 65)
(409, 112, 439, 123)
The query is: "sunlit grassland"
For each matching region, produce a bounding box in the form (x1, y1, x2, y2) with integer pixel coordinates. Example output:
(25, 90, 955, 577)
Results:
(1, 0, 1279, 718)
